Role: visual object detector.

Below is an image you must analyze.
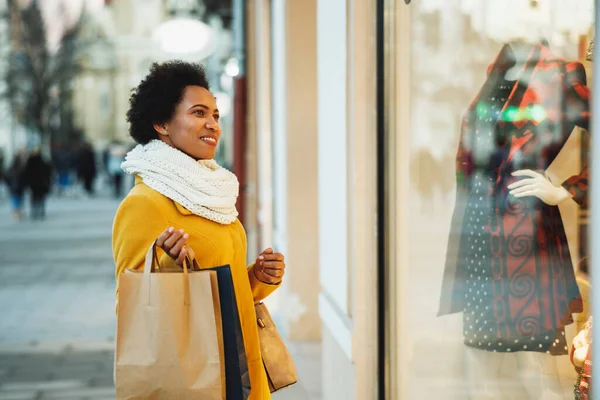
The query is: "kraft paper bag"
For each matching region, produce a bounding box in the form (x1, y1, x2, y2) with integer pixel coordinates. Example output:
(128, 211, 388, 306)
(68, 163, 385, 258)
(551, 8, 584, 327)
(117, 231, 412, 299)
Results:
(115, 242, 226, 400)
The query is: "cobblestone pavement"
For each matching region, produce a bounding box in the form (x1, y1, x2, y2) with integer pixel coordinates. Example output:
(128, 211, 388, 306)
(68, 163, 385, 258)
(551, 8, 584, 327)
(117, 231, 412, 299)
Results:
(0, 190, 318, 400)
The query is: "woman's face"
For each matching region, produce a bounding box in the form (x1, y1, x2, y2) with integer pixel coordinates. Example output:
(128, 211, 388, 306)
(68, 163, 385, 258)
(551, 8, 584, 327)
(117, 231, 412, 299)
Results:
(156, 85, 221, 160)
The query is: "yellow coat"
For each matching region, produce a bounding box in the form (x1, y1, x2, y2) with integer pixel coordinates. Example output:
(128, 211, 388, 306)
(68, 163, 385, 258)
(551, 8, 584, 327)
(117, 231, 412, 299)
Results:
(112, 176, 279, 400)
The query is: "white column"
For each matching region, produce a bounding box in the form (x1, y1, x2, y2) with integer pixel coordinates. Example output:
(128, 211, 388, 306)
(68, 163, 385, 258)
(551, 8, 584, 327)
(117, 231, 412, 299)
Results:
(281, 0, 321, 340)
(317, 0, 378, 397)
(317, 0, 354, 397)
(271, 0, 287, 275)
(254, 0, 274, 251)
(317, 0, 349, 319)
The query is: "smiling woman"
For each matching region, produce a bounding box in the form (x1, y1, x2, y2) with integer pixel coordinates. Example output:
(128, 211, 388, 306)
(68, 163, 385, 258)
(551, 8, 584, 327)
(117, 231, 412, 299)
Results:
(125, 61, 221, 160)
(154, 85, 222, 160)
(113, 60, 285, 399)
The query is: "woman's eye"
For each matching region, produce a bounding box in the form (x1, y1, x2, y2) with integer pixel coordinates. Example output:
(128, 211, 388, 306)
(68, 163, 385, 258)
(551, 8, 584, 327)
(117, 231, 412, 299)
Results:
(214, 115, 220, 121)
(194, 110, 205, 116)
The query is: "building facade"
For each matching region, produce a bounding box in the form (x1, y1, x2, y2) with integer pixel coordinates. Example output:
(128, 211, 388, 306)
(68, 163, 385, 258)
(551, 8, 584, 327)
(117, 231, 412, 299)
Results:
(245, 0, 379, 397)
(245, 0, 598, 399)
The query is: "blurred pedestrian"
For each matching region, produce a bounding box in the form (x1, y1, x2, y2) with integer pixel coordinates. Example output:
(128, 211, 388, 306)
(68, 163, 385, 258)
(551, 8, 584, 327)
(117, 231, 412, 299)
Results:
(23, 148, 53, 220)
(76, 141, 97, 196)
(0, 148, 5, 183)
(53, 144, 74, 196)
(5, 149, 27, 220)
(0, 148, 5, 200)
(106, 140, 127, 198)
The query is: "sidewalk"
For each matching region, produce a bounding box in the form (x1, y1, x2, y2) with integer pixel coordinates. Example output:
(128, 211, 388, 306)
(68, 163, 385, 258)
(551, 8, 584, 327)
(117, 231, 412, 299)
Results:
(0, 190, 320, 400)
(0, 191, 119, 400)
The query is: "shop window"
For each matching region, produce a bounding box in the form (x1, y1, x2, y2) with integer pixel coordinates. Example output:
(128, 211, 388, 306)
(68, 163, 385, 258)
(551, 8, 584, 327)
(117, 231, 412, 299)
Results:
(386, 1, 595, 398)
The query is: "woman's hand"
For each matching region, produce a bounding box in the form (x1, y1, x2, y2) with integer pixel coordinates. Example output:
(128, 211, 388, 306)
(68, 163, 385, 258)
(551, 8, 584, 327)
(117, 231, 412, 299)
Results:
(156, 227, 189, 266)
(253, 248, 286, 284)
(508, 170, 572, 206)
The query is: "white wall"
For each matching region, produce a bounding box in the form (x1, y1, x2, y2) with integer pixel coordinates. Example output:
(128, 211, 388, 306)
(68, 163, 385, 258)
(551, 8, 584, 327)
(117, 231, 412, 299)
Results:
(271, 0, 287, 269)
(317, 0, 349, 318)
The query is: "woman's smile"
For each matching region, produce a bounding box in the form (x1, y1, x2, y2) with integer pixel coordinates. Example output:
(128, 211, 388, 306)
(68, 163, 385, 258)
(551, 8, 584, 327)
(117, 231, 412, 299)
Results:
(199, 134, 218, 146)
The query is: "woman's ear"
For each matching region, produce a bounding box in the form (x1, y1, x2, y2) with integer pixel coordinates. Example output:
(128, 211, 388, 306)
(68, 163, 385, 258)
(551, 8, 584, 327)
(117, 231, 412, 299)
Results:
(153, 123, 168, 136)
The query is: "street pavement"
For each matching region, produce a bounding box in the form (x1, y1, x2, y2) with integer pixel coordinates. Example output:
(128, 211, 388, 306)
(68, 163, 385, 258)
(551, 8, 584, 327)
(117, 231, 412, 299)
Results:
(0, 189, 119, 400)
(0, 188, 318, 400)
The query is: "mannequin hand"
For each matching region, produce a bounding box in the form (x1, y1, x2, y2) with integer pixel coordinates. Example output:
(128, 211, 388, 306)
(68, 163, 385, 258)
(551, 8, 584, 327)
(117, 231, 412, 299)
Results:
(573, 329, 590, 350)
(253, 248, 285, 284)
(508, 170, 572, 206)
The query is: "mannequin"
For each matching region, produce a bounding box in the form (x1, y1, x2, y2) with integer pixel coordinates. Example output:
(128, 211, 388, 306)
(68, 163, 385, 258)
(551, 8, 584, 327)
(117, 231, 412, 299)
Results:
(439, 40, 590, 398)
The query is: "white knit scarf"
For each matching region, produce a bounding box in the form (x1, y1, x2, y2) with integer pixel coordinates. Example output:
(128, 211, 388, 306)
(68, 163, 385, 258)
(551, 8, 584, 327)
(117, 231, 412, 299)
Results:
(121, 139, 239, 225)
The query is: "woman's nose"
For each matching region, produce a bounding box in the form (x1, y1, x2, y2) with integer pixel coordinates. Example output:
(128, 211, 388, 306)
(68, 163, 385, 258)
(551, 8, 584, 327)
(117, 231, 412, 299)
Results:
(205, 118, 218, 130)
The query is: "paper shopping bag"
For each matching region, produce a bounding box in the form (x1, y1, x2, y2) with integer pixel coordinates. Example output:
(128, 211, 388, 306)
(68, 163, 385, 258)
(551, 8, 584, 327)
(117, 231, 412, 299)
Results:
(170, 250, 250, 398)
(115, 242, 226, 400)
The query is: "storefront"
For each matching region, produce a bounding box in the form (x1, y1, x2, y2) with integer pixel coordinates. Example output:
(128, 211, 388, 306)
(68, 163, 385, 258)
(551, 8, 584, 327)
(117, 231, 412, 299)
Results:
(381, 1, 596, 398)
(245, 0, 379, 398)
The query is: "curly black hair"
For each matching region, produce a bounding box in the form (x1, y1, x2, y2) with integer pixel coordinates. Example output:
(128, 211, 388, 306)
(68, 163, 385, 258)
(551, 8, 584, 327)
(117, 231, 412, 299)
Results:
(126, 61, 210, 144)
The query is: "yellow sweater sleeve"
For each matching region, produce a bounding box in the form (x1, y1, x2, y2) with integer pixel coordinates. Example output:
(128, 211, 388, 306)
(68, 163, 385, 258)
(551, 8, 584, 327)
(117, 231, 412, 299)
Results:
(247, 262, 282, 302)
(241, 226, 281, 302)
(112, 192, 177, 307)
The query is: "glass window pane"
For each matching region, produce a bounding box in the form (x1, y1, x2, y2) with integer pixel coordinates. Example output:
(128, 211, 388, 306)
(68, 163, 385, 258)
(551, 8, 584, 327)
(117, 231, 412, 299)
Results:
(396, 1, 594, 398)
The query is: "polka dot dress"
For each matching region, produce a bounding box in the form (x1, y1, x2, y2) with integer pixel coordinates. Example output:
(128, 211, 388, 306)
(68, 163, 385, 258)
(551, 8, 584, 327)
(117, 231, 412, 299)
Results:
(461, 78, 569, 354)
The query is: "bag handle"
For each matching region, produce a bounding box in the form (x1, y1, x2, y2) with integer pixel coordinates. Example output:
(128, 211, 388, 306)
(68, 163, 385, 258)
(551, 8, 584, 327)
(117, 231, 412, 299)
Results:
(142, 240, 193, 306)
(143, 241, 197, 273)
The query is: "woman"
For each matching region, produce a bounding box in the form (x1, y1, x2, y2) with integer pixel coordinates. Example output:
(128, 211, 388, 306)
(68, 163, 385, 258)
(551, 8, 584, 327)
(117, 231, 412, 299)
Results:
(112, 61, 285, 399)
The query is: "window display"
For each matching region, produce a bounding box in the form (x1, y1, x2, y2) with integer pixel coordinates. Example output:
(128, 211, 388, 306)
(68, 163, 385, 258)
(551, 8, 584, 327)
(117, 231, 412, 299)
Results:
(386, 1, 595, 398)
(439, 37, 590, 398)
(439, 40, 590, 346)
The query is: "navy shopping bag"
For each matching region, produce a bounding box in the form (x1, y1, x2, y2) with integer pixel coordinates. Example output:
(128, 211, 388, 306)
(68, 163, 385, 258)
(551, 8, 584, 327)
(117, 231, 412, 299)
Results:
(206, 264, 251, 400)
